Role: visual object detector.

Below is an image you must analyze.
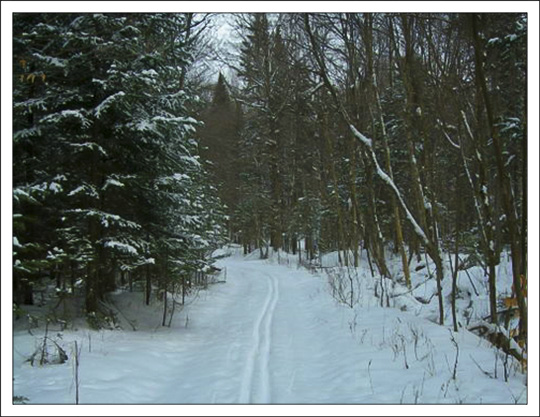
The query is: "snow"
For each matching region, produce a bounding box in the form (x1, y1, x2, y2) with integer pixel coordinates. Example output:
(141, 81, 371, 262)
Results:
(67, 184, 99, 199)
(506, 33, 518, 42)
(134, 119, 156, 133)
(374, 162, 430, 247)
(304, 81, 325, 98)
(32, 53, 67, 68)
(48, 182, 63, 193)
(346, 122, 430, 248)
(46, 247, 65, 260)
(13, 127, 42, 141)
(68, 142, 107, 157)
(140, 69, 158, 77)
(180, 154, 201, 167)
(349, 124, 372, 147)
(151, 116, 198, 125)
(157, 173, 190, 185)
(67, 185, 85, 197)
(68, 209, 140, 230)
(505, 154, 516, 167)
(13, 187, 39, 204)
(103, 241, 138, 255)
(11, 248, 527, 407)
(41, 110, 91, 128)
(102, 178, 125, 190)
(443, 130, 460, 149)
(94, 91, 125, 118)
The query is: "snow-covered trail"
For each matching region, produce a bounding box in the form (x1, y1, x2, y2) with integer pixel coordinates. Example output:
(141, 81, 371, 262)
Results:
(230, 260, 366, 404)
(13, 257, 370, 404)
(156, 258, 369, 404)
(238, 269, 278, 403)
(12, 254, 527, 404)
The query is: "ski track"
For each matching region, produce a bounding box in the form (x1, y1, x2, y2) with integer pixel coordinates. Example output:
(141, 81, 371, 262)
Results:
(259, 272, 279, 403)
(238, 269, 279, 404)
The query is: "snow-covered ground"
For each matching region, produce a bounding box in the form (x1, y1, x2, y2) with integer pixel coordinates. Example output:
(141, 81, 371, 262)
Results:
(6, 245, 535, 413)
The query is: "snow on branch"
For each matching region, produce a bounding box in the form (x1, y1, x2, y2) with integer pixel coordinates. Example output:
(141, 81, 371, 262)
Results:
(180, 154, 201, 167)
(306, 14, 432, 251)
(103, 240, 139, 256)
(349, 124, 373, 148)
(32, 52, 67, 68)
(94, 91, 125, 119)
(372, 152, 430, 247)
(68, 184, 99, 199)
(13, 187, 40, 205)
(461, 111, 475, 142)
(68, 209, 141, 230)
(346, 124, 430, 247)
(41, 109, 92, 128)
(151, 116, 199, 125)
(14, 127, 42, 142)
(68, 142, 108, 157)
(443, 130, 461, 150)
(303, 82, 325, 98)
(102, 178, 125, 191)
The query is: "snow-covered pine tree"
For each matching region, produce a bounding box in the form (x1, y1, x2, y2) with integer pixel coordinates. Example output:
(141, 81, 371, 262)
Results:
(235, 14, 298, 253)
(13, 13, 225, 325)
(13, 14, 75, 306)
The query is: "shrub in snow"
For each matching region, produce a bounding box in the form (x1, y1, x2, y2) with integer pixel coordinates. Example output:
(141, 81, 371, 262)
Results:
(27, 324, 68, 366)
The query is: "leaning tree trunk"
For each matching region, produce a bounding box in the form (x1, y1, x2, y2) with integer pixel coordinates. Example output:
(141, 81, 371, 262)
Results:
(394, 15, 445, 323)
(304, 13, 445, 324)
(367, 44, 411, 286)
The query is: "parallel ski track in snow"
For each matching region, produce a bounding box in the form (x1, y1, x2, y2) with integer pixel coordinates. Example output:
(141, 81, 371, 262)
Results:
(238, 270, 279, 404)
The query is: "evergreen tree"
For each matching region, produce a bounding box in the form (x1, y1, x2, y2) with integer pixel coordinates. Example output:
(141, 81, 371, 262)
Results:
(235, 14, 299, 253)
(13, 13, 225, 325)
(200, 72, 242, 238)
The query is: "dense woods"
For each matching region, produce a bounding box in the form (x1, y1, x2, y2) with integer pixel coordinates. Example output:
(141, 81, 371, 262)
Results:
(13, 13, 226, 326)
(13, 11, 527, 350)
(200, 13, 527, 344)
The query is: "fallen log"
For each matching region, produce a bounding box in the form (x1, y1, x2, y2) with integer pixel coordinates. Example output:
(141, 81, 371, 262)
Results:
(468, 320, 527, 371)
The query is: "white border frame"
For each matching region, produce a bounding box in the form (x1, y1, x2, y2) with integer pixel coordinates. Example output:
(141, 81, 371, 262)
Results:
(2, 2, 538, 416)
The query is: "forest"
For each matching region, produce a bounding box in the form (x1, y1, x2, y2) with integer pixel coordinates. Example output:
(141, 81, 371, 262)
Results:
(11, 12, 528, 404)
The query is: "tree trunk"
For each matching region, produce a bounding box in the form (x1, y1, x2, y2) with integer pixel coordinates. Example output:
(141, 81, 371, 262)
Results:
(363, 150, 390, 278)
(145, 263, 151, 306)
(162, 287, 168, 326)
(369, 54, 410, 286)
(396, 14, 444, 321)
(471, 14, 526, 338)
(322, 112, 347, 266)
(459, 111, 499, 324)
(451, 182, 461, 332)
